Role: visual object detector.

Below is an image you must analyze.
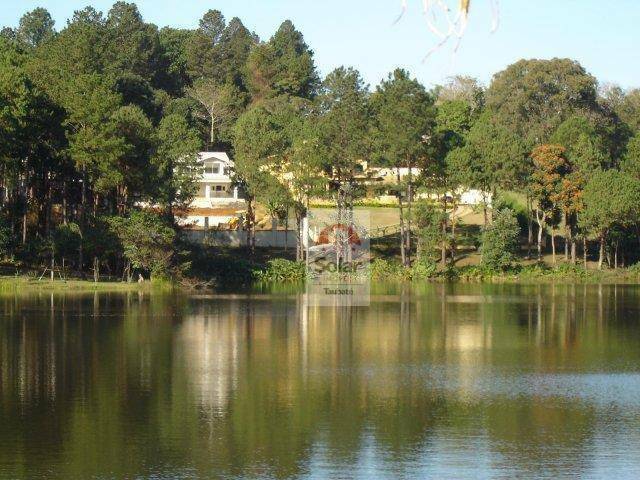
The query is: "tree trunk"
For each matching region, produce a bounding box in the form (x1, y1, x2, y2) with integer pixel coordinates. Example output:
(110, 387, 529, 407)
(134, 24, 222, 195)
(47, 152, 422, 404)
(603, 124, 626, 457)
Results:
(93, 256, 99, 282)
(598, 235, 605, 270)
(535, 209, 544, 262)
(527, 218, 533, 260)
(571, 239, 576, 265)
(482, 195, 489, 227)
(62, 180, 68, 225)
(209, 112, 215, 149)
(246, 197, 253, 250)
(450, 202, 457, 264)
(583, 237, 588, 269)
(396, 167, 406, 267)
(563, 212, 569, 261)
(551, 230, 556, 265)
(21, 162, 29, 245)
(441, 195, 448, 268)
(406, 158, 413, 267)
(284, 211, 289, 252)
(79, 167, 87, 279)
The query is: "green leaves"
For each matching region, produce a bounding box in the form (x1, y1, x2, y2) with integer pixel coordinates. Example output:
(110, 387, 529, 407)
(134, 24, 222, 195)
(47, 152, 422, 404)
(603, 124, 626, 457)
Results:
(579, 169, 640, 237)
(371, 68, 435, 167)
(481, 208, 520, 271)
(154, 113, 202, 212)
(108, 210, 176, 278)
(486, 58, 599, 146)
(317, 67, 370, 180)
(621, 133, 640, 179)
(447, 112, 528, 193)
(17, 8, 55, 48)
(246, 20, 318, 101)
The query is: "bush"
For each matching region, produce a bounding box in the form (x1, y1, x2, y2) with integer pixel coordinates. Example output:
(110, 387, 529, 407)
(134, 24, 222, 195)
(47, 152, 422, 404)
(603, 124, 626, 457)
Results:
(255, 259, 306, 283)
(370, 259, 404, 280)
(108, 211, 176, 279)
(52, 223, 81, 263)
(481, 208, 520, 271)
(370, 258, 438, 281)
(413, 201, 446, 260)
(408, 258, 438, 279)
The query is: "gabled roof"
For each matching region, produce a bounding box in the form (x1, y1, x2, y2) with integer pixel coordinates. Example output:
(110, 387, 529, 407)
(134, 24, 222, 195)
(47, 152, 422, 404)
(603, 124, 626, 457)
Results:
(198, 152, 233, 166)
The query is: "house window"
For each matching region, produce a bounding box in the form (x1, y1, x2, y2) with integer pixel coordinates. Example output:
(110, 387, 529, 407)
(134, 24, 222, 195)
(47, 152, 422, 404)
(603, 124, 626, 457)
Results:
(215, 185, 224, 192)
(204, 161, 221, 175)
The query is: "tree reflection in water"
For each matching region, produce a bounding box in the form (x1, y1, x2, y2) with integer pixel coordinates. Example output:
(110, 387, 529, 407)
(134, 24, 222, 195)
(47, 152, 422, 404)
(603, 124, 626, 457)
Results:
(1, 284, 640, 479)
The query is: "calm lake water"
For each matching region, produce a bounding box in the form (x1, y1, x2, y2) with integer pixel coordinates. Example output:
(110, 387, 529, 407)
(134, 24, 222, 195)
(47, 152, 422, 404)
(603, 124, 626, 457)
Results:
(1, 283, 640, 479)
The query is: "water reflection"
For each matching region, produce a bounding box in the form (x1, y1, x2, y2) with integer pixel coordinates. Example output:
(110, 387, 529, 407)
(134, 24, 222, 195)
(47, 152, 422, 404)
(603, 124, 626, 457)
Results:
(1, 284, 640, 479)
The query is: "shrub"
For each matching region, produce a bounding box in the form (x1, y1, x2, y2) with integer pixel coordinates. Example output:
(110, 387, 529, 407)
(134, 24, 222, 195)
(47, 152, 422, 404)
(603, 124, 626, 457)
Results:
(370, 259, 404, 280)
(52, 223, 81, 264)
(255, 259, 306, 283)
(108, 211, 176, 279)
(481, 208, 520, 271)
(413, 201, 446, 260)
(408, 258, 438, 280)
(370, 258, 438, 281)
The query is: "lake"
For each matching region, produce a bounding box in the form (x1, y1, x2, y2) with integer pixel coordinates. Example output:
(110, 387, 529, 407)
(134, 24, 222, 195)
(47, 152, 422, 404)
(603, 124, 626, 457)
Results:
(1, 283, 640, 479)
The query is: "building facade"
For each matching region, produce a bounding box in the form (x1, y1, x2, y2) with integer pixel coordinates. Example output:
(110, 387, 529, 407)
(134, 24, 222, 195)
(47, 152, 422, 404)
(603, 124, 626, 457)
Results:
(180, 152, 245, 230)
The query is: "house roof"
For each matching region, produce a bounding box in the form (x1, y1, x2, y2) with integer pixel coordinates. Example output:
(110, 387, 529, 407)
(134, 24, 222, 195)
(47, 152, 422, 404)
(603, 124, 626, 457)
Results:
(198, 152, 233, 166)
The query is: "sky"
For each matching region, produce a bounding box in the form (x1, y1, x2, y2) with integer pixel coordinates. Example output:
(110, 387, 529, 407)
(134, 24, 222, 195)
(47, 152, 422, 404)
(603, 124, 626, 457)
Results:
(2, 0, 639, 90)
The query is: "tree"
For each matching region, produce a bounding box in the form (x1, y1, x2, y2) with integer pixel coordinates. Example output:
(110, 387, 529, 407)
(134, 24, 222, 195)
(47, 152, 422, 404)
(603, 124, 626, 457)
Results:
(185, 14, 257, 88)
(530, 145, 570, 262)
(52, 223, 82, 272)
(0, 38, 66, 243)
(154, 114, 202, 221)
(550, 114, 610, 261)
(413, 201, 446, 262)
(600, 85, 640, 134)
(481, 208, 520, 271)
(103, 2, 162, 82)
(17, 8, 55, 47)
(184, 10, 226, 81)
(486, 58, 599, 146)
(233, 103, 290, 251)
(108, 210, 176, 279)
(157, 27, 191, 95)
(112, 105, 156, 210)
(551, 115, 609, 171)
(317, 67, 370, 199)
(447, 112, 528, 225)
(188, 79, 241, 147)
(199, 9, 226, 43)
(286, 125, 325, 259)
(580, 170, 640, 269)
(64, 74, 127, 194)
(246, 20, 318, 101)
(371, 68, 435, 266)
(621, 133, 640, 179)
(436, 75, 484, 115)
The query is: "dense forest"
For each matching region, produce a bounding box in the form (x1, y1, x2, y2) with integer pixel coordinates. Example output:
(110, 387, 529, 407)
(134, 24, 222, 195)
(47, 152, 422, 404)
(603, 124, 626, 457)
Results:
(2, 2, 640, 281)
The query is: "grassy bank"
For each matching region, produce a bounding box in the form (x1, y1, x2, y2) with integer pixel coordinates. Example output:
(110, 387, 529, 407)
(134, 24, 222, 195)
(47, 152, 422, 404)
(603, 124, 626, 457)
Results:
(0, 276, 171, 294)
(255, 257, 640, 284)
(5, 248, 640, 294)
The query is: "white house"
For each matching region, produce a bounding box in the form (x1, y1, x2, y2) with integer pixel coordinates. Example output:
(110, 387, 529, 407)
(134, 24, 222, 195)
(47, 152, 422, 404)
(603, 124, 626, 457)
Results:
(194, 152, 239, 202)
(180, 152, 245, 229)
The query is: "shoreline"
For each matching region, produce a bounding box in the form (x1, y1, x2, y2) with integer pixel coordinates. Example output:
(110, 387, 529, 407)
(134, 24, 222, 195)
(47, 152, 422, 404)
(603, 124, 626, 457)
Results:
(3, 263, 640, 295)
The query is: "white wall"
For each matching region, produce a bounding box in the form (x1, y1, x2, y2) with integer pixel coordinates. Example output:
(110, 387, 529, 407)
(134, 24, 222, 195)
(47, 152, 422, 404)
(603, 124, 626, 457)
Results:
(184, 230, 298, 248)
